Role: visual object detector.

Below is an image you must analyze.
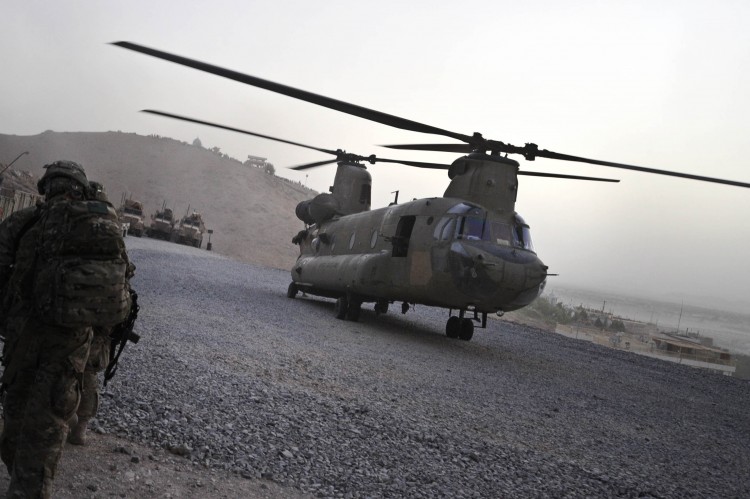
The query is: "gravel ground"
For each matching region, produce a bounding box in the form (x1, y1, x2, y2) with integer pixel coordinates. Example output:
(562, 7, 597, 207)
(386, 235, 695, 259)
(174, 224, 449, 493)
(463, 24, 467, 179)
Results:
(82, 237, 750, 497)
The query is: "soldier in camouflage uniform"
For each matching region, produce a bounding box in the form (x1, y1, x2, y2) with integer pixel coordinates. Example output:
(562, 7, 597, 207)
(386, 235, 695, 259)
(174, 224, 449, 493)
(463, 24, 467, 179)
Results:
(67, 180, 135, 446)
(0, 161, 95, 498)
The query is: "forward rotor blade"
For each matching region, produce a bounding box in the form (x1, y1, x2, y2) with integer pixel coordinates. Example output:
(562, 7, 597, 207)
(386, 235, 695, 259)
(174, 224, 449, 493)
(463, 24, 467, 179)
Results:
(519, 171, 619, 182)
(290, 159, 338, 171)
(141, 109, 337, 156)
(115, 42, 750, 189)
(537, 149, 750, 188)
(114, 41, 472, 144)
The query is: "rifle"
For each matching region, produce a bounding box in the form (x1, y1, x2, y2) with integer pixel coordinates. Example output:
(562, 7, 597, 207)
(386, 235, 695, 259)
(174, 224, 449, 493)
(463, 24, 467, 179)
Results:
(104, 288, 140, 386)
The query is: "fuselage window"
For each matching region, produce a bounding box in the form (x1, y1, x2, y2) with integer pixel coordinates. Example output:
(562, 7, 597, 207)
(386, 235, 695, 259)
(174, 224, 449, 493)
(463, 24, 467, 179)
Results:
(349, 232, 356, 250)
(433, 217, 448, 240)
(440, 218, 456, 241)
(491, 221, 512, 245)
(512, 221, 535, 252)
(330, 234, 336, 253)
(459, 216, 489, 241)
(370, 230, 378, 249)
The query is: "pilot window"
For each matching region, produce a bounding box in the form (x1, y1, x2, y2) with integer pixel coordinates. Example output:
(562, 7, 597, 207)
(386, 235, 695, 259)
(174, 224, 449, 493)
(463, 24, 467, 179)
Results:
(512, 215, 535, 252)
(439, 218, 456, 241)
(491, 221, 512, 245)
(458, 216, 490, 241)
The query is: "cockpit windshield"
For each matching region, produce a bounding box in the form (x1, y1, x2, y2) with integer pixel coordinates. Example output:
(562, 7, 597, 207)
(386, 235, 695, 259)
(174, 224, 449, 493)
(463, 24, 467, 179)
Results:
(512, 214, 535, 252)
(433, 204, 535, 252)
(459, 216, 489, 241)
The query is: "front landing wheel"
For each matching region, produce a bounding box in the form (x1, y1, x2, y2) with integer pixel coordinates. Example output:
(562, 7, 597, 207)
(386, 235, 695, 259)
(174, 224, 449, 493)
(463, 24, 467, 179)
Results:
(286, 282, 298, 299)
(446, 316, 460, 339)
(459, 318, 474, 341)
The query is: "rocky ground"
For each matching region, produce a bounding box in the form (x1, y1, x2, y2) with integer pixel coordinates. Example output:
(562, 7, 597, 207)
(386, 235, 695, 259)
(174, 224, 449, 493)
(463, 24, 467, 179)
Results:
(2, 236, 750, 498)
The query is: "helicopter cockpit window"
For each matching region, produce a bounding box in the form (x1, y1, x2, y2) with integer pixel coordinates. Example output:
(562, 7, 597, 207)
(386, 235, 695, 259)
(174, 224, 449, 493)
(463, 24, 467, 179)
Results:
(440, 218, 456, 241)
(458, 216, 490, 241)
(447, 202, 481, 215)
(490, 221, 512, 246)
(512, 214, 535, 252)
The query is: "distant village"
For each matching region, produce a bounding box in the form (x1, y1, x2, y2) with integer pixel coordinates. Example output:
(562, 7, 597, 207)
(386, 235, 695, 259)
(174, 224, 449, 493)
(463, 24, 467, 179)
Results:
(504, 294, 741, 377)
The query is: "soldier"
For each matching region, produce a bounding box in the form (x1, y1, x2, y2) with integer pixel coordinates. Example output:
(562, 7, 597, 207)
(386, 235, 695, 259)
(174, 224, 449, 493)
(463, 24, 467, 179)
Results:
(0, 161, 129, 498)
(68, 180, 135, 446)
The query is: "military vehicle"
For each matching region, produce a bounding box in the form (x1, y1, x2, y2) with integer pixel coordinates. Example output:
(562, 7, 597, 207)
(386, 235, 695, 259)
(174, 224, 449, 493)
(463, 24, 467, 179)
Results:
(117, 197, 145, 237)
(115, 42, 750, 341)
(146, 202, 176, 240)
(172, 210, 206, 248)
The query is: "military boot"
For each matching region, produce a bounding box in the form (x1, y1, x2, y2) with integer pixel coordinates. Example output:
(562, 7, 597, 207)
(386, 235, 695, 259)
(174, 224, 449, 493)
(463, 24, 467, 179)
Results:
(68, 416, 90, 446)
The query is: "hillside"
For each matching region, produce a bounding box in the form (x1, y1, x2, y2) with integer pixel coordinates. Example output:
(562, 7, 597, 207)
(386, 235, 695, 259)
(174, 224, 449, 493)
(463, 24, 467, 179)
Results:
(0, 131, 314, 270)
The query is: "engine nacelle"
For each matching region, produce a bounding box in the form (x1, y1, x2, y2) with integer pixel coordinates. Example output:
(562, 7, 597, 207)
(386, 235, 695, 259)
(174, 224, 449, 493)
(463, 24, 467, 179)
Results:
(295, 193, 340, 225)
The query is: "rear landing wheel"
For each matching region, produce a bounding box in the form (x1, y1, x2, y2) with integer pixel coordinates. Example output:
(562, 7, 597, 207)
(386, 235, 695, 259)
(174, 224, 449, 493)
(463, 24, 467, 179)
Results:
(446, 316, 460, 339)
(459, 318, 474, 341)
(346, 300, 361, 322)
(374, 301, 388, 315)
(334, 296, 349, 320)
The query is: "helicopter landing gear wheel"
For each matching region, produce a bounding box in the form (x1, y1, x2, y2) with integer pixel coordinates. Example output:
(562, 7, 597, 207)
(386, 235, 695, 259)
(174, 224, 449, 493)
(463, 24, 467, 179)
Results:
(374, 301, 388, 315)
(334, 295, 349, 320)
(459, 318, 474, 341)
(446, 316, 460, 339)
(286, 282, 298, 299)
(346, 300, 361, 322)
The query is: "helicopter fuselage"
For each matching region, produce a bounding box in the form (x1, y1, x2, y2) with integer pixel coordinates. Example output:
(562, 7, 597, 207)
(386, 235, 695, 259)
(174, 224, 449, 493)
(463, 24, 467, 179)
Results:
(291, 195, 547, 314)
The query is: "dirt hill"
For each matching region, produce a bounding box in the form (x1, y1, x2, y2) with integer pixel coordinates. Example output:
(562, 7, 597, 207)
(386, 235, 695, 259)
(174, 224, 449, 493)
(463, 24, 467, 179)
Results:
(0, 131, 315, 270)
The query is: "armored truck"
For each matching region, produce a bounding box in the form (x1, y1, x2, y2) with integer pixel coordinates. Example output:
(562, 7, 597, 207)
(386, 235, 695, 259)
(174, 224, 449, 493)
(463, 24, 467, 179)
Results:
(146, 207, 176, 240)
(117, 198, 145, 237)
(173, 211, 206, 248)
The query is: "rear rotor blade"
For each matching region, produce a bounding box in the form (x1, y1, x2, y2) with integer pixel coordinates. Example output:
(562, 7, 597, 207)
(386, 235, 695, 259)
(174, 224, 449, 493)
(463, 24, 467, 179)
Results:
(290, 159, 339, 171)
(114, 41, 472, 144)
(142, 109, 337, 156)
(519, 171, 619, 182)
(373, 158, 451, 170)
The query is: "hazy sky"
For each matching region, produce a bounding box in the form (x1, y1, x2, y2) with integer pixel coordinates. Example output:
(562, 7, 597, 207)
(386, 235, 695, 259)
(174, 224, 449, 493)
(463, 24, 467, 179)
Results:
(3, 0, 750, 313)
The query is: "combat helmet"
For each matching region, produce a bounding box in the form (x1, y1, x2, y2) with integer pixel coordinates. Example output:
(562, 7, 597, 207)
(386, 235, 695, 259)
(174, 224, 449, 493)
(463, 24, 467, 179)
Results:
(88, 180, 109, 202)
(37, 160, 88, 198)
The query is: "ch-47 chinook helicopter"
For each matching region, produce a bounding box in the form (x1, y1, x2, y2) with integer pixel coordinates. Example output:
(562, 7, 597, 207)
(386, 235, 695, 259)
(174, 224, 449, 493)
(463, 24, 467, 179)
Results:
(114, 42, 750, 341)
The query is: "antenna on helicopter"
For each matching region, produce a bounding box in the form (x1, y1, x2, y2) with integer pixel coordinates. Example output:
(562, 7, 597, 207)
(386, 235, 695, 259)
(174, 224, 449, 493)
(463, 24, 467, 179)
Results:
(390, 191, 399, 206)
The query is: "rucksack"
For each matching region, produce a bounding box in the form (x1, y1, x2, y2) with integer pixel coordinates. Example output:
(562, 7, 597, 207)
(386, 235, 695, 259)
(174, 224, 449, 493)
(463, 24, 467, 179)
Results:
(32, 199, 131, 327)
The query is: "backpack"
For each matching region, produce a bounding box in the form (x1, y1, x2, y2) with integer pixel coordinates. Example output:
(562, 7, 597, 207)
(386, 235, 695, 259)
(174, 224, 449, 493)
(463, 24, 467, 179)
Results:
(32, 199, 131, 327)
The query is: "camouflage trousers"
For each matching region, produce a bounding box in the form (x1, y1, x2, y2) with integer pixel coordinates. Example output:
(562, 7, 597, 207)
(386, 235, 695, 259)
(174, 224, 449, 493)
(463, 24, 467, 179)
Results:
(77, 327, 111, 420)
(0, 316, 92, 499)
